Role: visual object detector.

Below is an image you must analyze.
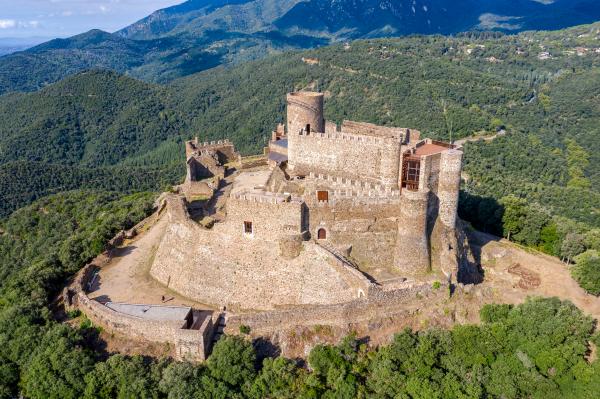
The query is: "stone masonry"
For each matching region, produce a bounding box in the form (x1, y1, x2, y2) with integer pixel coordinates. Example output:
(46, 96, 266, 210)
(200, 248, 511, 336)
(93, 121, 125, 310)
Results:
(72, 91, 467, 360)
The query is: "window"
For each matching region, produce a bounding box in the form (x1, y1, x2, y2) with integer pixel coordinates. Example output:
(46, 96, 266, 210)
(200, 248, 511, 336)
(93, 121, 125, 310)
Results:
(402, 158, 421, 191)
(306, 124, 311, 135)
(317, 190, 329, 202)
(318, 228, 327, 240)
(244, 221, 253, 235)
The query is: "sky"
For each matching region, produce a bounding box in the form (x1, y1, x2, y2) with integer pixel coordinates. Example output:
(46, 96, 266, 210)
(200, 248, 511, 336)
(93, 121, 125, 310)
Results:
(0, 0, 185, 39)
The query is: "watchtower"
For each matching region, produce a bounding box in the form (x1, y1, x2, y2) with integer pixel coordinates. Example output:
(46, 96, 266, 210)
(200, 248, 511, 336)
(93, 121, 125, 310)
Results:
(286, 91, 324, 171)
(437, 149, 463, 229)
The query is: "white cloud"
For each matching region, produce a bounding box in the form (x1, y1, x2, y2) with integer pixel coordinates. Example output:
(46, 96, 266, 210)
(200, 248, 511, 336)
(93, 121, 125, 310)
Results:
(0, 19, 17, 29)
(478, 13, 523, 31)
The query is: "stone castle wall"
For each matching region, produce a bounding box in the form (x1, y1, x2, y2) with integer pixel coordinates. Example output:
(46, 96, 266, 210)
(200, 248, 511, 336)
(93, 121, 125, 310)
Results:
(186, 139, 239, 164)
(226, 191, 305, 241)
(289, 132, 403, 188)
(149, 195, 361, 311)
(437, 150, 463, 229)
(66, 252, 215, 361)
(395, 189, 431, 275)
(226, 282, 443, 334)
(286, 92, 404, 188)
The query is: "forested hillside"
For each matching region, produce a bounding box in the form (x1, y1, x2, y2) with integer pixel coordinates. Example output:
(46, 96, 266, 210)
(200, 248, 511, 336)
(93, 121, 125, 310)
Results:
(1, 21, 600, 398)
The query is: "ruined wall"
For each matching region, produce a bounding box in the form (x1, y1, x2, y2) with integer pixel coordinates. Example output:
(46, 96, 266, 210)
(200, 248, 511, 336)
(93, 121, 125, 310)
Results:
(226, 192, 305, 241)
(186, 139, 239, 164)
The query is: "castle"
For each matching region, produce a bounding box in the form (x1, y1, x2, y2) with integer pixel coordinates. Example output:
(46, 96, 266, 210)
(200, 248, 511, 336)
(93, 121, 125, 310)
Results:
(66, 91, 466, 361)
(152, 91, 463, 310)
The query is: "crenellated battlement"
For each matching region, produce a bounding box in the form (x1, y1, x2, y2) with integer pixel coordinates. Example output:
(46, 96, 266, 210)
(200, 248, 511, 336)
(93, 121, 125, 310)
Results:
(187, 138, 233, 152)
(230, 190, 304, 205)
(295, 129, 403, 145)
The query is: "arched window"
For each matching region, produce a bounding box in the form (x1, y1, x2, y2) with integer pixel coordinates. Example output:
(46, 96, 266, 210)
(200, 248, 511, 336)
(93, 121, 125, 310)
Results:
(317, 228, 327, 240)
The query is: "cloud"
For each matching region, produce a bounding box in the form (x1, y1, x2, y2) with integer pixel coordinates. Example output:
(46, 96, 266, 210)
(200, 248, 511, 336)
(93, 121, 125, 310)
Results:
(478, 13, 523, 31)
(1, 1, 184, 38)
(531, 0, 555, 4)
(0, 19, 17, 29)
(0, 19, 41, 29)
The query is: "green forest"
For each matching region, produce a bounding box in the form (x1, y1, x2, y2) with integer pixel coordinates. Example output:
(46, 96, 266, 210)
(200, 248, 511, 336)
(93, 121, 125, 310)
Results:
(0, 191, 599, 398)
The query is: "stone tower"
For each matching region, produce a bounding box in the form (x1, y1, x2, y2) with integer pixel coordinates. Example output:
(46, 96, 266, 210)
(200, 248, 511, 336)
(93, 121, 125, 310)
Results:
(394, 188, 430, 275)
(286, 91, 324, 171)
(437, 149, 463, 229)
(433, 149, 463, 280)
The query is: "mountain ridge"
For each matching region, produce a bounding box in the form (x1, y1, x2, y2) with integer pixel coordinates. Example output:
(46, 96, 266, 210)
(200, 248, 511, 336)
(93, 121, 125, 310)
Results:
(0, 0, 599, 95)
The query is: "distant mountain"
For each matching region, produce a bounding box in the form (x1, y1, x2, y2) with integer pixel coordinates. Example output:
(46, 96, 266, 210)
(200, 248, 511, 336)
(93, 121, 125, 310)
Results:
(0, 37, 50, 56)
(0, 0, 599, 94)
(120, 0, 600, 39)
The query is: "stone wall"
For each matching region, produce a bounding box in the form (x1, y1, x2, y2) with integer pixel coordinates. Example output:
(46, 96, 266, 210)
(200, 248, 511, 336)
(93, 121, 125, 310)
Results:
(66, 214, 215, 362)
(437, 150, 463, 229)
(289, 131, 403, 188)
(75, 292, 214, 361)
(186, 139, 238, 164)
(394, 189, 430, 275)
(149, 195, 363, 311)
(226, 191, 305, 241)
(226, 282, 443, 334)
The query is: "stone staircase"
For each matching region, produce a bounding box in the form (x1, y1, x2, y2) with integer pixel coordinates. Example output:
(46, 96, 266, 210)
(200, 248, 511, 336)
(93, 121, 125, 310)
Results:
(316, 241, 360, 270)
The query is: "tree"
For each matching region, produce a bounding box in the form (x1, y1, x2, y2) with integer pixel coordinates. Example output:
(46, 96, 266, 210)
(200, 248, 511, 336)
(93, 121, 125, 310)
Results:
(247, 357, 305, 399)
(561, 233, 586, 264)
(206, 336, 256, 390)
(21, 326, 95, 399)
(158, 361, 205, 399)
(571, 253, 600, 295)
(501, 195, 528, 241)
(83, 355, 163, 399)
(0, 357, 18, 399)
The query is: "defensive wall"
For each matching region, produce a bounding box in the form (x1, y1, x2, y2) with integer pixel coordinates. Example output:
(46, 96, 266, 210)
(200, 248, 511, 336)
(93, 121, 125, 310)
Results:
(149, 195, 364, 311)
(288, 129, 404, 188)
(226, 190, 305, 241)
(65, 246, 216, 362)
(226, 281, 445, 335)
(286, 91, 412, 188)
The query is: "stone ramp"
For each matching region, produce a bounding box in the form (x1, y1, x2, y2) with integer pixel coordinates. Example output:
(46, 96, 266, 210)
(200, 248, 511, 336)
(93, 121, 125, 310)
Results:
(317, 241, 360, 270)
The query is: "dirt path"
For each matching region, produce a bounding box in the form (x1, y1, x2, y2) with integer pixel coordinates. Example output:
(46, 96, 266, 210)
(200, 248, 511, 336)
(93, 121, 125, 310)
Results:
(88, 214, 213, 309)
(454, 131, 504, 147)
(470, 231, 600, 321)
